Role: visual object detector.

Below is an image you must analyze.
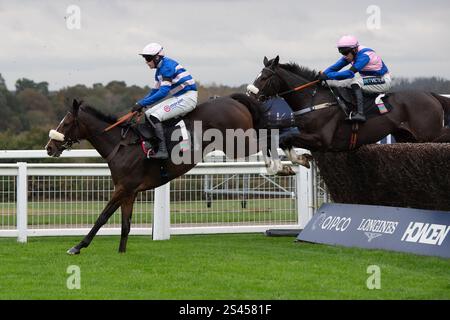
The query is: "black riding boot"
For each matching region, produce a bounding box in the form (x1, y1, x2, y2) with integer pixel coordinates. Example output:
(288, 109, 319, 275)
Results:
(142, 117, 153, 151)
(149, 121, 169, 160)
(349, 84, 366, 122)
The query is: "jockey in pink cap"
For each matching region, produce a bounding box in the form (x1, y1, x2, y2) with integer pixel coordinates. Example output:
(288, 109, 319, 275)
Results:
(318, 35, 392, 122)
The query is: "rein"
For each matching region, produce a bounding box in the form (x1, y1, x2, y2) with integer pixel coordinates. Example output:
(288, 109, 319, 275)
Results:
(51, 110, 139, 159)
(102, 112, 140, 160)
(259, 67, 319, 99)
(256, 66, 350, 118)
(256, 67, 332, 116)
(102, 112, 143, 160)
(256, 65, 361, 150)
(104, 111, 137, 132)
(277, 80, 320, 97)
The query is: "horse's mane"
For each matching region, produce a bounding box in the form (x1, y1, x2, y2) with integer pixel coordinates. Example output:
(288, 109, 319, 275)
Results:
(81, 105, 118, 124)
(279, 62, 319, 81)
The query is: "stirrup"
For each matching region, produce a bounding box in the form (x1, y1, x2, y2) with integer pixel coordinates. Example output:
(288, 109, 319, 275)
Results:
(147, 145, 169, 160)
(142, 141, 152, 150)
(345, 112, 366, 122)
(148, 147, 168, 160)
(345, 111, 355, 121)
(351, 113, 366, 122)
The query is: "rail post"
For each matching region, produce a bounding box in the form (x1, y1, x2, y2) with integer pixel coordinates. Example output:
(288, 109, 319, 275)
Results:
(152, 182, 171, 240)
(297, 164, 312, 228)
(17, 162, 28, 243)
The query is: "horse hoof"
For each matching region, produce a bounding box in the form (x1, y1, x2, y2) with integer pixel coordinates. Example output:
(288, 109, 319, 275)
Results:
(300, 160, 311, 169)
(278, 165, 296, 176)
(67, 247, 81, 255)
(264, 165, 277, 176)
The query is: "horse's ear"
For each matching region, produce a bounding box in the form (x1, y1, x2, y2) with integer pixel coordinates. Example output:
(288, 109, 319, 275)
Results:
(263, 56, 269, 67)
(72, 99, 81, 116)
(272, 55, 280, 66)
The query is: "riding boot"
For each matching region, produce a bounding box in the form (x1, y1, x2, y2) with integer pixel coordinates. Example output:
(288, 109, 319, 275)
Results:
(149, 122, 169, 160)
(350, 84, 366, 122)
(142, 117, 153, 151)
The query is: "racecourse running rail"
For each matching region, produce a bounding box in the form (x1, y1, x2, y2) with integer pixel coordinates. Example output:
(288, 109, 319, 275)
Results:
(0, 149, 329, 242)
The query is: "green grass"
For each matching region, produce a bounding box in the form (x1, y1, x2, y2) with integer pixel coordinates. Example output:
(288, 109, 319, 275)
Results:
(0, 234, 449, 299)
(0, 199, 297, 226)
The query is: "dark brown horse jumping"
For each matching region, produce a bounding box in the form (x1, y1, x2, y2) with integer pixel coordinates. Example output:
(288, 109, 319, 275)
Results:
(45, 94, 262, 254)
(249, 56, 450, 165)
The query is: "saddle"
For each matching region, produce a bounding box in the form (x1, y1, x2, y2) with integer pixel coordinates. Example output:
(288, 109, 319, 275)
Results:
(335, 88, 393, 120)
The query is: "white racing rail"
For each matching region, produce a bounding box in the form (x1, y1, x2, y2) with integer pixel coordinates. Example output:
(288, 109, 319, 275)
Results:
(0, 149, 322, 242)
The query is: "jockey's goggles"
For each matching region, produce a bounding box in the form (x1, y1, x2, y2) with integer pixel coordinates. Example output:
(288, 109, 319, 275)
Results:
(143, 55, 157, 63)
(338, 47, 354, 55)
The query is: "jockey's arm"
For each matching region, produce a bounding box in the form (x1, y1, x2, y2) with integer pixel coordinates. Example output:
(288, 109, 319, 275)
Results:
(324, 54, 370, 80)
(138, 84, 170, 107)
(138, 64, 176, 107)
(324, 57, 350, 74)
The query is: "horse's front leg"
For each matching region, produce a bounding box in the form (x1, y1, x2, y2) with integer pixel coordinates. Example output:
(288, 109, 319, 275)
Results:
(118, 194, 137, 253)
(261, 149, 279, 175)
(284, 148, 313, 169)
(261, 130, 294, 175)
(67, 187, 129, 255)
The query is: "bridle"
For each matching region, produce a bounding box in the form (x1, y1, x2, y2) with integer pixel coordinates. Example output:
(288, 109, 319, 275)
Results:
(251, 67, 281, 102)
(51, 105, 125, 151)
(48, 111, 82, 154)
(49, 107, 134, 159)
(252, 66, 320, 102)
(251, 65, 342, 118)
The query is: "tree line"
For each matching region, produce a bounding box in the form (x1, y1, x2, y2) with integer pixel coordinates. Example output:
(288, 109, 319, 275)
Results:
(0, 72, 449, 151)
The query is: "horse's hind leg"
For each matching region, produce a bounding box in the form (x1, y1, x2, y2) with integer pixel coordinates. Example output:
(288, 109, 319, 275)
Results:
(391, 127, 417, 143)
(432, 128, 450, 142)
(119, 194, 137, 253)
(67, 187, 128, 255)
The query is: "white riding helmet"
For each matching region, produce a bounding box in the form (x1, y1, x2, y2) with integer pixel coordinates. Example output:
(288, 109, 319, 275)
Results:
(140, 43, 164, 56)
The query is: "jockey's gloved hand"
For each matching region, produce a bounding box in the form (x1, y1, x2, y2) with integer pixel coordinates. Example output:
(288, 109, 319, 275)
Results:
(131, 103, 144, 113)
(317, 73, 329, 81)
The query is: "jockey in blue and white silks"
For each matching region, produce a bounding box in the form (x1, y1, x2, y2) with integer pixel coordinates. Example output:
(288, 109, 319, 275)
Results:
(132, 42, 198, 159)
(318, 35, 392, 122)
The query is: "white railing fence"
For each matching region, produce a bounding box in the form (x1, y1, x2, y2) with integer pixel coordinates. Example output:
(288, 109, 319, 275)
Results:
(0, 149, 325, 242)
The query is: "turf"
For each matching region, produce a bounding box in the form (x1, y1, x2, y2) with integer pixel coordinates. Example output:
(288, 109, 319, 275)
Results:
(0, 199, 297, 226)
(0, 234, 448, 300)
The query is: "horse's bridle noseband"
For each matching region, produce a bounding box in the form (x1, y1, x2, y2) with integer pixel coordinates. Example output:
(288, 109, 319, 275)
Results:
(253, 66, 319, 102)
(254, 67, 281, 102)
(49, 108, 125, 156)
(61, 135, 79, 150)
(50, 112, 80, 151)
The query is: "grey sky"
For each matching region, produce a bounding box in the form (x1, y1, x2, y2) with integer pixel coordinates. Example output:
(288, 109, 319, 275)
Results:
(1, 0, 449, 90)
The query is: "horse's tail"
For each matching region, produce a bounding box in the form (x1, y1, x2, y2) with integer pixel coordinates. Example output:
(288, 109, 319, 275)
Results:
(430, 92, 450, 127)
(229, 93, 262, 128)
